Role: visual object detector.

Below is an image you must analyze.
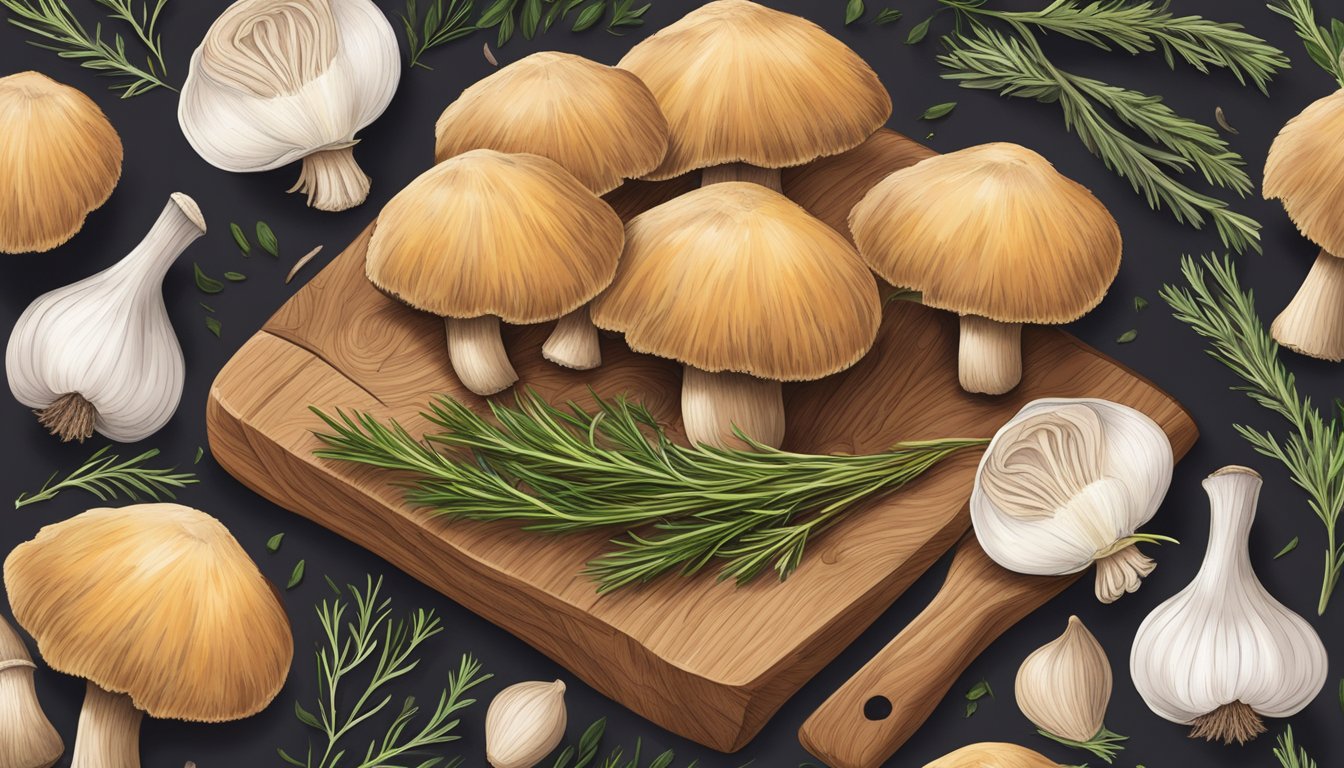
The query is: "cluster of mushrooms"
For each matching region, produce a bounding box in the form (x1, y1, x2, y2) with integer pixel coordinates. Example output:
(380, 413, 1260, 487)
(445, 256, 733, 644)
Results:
(366, 0, 1124, 449)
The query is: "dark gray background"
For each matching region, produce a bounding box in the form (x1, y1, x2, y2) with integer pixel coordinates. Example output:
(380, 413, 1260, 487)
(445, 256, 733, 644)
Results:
(1, 0, 1341, 765)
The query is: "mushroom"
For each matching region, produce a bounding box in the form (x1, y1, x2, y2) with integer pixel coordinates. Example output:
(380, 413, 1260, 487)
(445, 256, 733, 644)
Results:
(433, 51, 669, 370)
(366, 149, 624, 396)
(617, 0, 890, 192)
(849, 142, 1121, 395)
(591, 182, 881, 448)
(3, 504, 293, 768)
(1263, 88, 1344, 360)
(0, 614, 62, 768)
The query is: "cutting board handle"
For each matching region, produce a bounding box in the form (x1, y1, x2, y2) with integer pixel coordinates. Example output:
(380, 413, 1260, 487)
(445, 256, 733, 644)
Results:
(798, 534, 1076, 768)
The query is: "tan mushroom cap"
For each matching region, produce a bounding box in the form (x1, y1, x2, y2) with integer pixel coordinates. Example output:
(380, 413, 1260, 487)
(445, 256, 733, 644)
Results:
(850, 142, 1121, 324)
(617, 0, 891, 180)
(591, 182, 881, 380)
(0, 71, 122, 254)
(367, 149, 624, 324)
(923, 742, 1061, 768)
(1264, 88, 1344, 257)
(3, 504, 293, 722)
(434, 52, 669, 196)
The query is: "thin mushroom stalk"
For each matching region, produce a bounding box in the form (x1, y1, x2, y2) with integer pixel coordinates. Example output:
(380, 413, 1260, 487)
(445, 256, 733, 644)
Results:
(71, 682, 142, 768)
(542, 307, 602, 372)
(958, 316, 1023, 395)
(446, 315, 517, 396)
(681, 367, 784, 449)
(1270, 248, 1344, 361)
(0, 613, 63, 768)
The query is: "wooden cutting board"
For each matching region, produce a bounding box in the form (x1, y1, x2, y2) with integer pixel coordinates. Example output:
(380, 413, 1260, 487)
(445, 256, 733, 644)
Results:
(206, 131, 1198, 753)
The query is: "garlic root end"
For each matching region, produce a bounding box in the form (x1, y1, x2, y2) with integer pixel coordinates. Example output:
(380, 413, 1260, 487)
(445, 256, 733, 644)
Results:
(1271, 249, 1344, 362)
(36, 392, 96, 443)
(542, 306, 601, 370)
(289, 146, 371, 212)
(1094, 544, 1154, 604)
(1188, 701, 1266, 745)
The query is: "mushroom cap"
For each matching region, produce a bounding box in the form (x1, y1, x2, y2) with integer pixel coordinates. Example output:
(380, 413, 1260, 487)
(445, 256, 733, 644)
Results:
(434, 52, 669, 195)
(617, 0, 891, 180)
(366, 149, 625, 323)
(3, 504, 293, 722)
(591, 182, 881, 380)
(923, 742, 1060, 768)
(849, 142, 1121, 324)
(0, 71, 122, 254)
(1264, 88, 1344, 257)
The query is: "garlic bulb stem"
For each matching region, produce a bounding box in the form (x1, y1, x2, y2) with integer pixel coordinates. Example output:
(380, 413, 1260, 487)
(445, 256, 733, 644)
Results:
(958, 315, 1023, 395)
(446, 315, 517, 396)
(6, 194, 204, 443)
(542, 306, 602, 371)
(288, 145, 372, 213)
(71, 682, 142, 768)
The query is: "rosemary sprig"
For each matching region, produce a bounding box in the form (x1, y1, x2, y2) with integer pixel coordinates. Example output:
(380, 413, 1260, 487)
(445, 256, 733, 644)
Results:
(312, 391, 986, 593)
(553, 719, 697, 768)
(1270, 0, 1344, 87)
(938, 25, 1262, 253)
(278, 575, 492, 768)
(0, 0, 175, 96)
(1038, 726, 1127, 763)
(1274, 726, 1317, 768)
(89, 0, 169, 77)
(1161, 255, 1344, 614)
(15, 446, 197, 509)
(402, 0, 475, 70)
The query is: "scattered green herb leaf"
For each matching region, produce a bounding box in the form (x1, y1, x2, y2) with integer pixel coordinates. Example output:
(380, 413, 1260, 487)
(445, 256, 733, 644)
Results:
(194, 264, 224, 294)
(876, 8, 901, 25)
(1276, 536, 1300, 559)
(1117, 329, 1138, 344)
(204, 316, 222, 338)
(286, 560, 305, 589)
(15, 446, 197, 509)
(230, 222, 251, 254)
(194, 446, 204, 464)
(845, 0, 864, 25)
(920, 101, 957, 120)
(323, 574, 340, 595)
(906, 15, 933, 43)
(256, 221, 279, 258)
(964, 700, 978, 717)
(1134, 296, 1149, 311)
(267, 533, 285, 553)
(401, 0, 475, 69)
(965, 679, 993, 701)
(224, 271, 247, 281)
(199, 301, 216, 312)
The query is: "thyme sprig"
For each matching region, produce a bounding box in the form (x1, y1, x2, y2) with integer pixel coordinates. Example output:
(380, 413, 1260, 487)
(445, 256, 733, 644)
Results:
(1161, 255, 1344, 614)
(402, 0, 474, 70)
(279, 576, 492, 768)
(15, 446, 197, 509)
(0, 0, 175, 96)
(1274, 726, 1317, 768)
(1270, 0, 1344, 87)
(918, 0, 1287, 254)
(1038, 726, 1127, 763)
(312, 391, 986, 593)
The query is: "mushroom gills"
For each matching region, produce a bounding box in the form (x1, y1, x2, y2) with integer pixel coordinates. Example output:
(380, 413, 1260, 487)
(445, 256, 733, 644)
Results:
(958, 315, 1023, 395)
(701, 162, 783, 192)
(1271, 248, 1344, 362)
(71, 682, 142, 768)
(681, 366, 784, 449)
(543, 306, 602, 371)
(446, 315, 518, 396)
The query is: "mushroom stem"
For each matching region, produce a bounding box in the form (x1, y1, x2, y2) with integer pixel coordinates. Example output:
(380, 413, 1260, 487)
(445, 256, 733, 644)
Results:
(446, 315, 518, 396)
(288, 145, 371, 213)
(36, 391, 96, 443)
(958, 315, 1023, 395)
(542, 305, 602, 370)
(1271, 248, 1344, 362)
(71, 682, 142, 768)
(681, 366, 784, 449)
(701, 162, 783, 192)
(0, 615, 64, 768)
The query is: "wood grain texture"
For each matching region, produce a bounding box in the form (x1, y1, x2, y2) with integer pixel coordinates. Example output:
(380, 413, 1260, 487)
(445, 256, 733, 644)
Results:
(206, 130, 1197, 753)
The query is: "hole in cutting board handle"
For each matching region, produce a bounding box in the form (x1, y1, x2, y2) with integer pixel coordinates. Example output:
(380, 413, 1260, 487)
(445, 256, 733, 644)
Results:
(863, 695, 893, 721)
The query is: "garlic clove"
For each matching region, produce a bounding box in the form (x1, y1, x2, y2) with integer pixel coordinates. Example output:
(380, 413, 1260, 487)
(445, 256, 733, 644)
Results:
(1130, 466, 1329, 745)
(971, 398, 1174, 602)
(485, 679, 567, 768)
(178, 0, 400, 211)
(5, 194, 204, 442)
(1015, 616, 1111, 744)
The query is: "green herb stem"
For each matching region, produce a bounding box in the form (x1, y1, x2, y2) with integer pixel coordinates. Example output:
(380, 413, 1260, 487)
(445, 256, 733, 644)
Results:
(1038, 726, 1127, 763)
(15, 446, 197, 509)
(1274, 726, 1318, 768)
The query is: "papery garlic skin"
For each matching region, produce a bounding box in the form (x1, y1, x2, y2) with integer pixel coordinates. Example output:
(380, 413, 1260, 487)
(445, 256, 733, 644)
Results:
(178, 0, 399, 212)
(971, 398, 1174, 603)
(485, 679, 567, 768)
(1130, 466, 1328, 745)
(6, 194, 204, 442)
(1015, 616, 1111, 743)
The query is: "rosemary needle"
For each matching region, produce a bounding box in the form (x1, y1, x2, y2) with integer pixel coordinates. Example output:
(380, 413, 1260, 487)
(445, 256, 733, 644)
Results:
(312, 391, 986, 592)
(15, 446, 197, 508)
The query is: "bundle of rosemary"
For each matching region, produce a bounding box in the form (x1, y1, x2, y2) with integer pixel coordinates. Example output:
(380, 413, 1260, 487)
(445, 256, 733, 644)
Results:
(312, 392, 986, 592)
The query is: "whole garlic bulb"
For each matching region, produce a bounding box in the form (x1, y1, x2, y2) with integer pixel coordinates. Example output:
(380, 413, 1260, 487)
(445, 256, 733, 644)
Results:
(485, 679, 567, 768)
(1015, 616, 1111, 743)
(1130, 466, 1328, 745)
(923, 743, 1061, 768)
(6, 194, 204, 442)
(971, 398, 1174, 603)
(178, 0, 400, 212)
